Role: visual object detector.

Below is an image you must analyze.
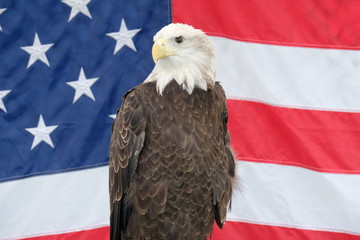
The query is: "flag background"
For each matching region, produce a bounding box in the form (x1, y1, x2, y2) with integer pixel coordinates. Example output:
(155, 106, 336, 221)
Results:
(1, 0, 360, 239)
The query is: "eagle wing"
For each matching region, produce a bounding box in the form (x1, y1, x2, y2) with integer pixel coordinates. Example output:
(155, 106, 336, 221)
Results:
(213, 84, 236, 229)
(109, 88, 146, 240)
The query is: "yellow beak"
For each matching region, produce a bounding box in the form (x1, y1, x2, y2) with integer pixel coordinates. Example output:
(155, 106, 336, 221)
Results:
(152, 39, 171, 63)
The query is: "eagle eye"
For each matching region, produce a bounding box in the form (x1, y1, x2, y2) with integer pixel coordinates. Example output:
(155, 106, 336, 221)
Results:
(175, 36, 183, 43)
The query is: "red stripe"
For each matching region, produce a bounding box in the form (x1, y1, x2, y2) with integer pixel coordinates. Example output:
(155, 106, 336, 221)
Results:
(19, 224, 360, 240)
(211, 221, 360, 240)
(20, 227, 109, 240)
(172, 0, 360, 50)
(227, 99, 360, 174)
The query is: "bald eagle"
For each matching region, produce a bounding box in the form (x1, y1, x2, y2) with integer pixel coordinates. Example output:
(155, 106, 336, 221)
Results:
(109, 23, 235, 240)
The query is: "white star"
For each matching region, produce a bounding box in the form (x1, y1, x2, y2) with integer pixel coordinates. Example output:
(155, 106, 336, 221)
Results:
(0, 8, 6, 32)
(21, 33, 54, 68)
(62, 0, 92, 22)
(109, 114, 116, 119)
(0, 90, 11, 113)
(25, 115, 58, 150)
(106, 18, 141, 54)
(67, 67, 99, 103)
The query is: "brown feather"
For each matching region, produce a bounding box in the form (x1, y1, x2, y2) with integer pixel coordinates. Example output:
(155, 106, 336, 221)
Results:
(109, 80, 235, 240)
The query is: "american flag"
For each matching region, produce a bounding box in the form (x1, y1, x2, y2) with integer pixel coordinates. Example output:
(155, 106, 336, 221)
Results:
(0, 0, 168, 239)
(1, 0, 360, 239)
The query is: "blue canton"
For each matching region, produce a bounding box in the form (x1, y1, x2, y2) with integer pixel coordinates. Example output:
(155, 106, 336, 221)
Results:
(0, 0, 170, 182)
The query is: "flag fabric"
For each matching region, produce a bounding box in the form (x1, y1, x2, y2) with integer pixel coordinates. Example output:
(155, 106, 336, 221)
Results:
(0, 0, 169, 239)
(174, 1, 360, 239)
(1, 0, 360, 239)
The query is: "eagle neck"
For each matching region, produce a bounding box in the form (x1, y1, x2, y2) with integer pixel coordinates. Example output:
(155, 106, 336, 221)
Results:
(144, 57, 215, 95)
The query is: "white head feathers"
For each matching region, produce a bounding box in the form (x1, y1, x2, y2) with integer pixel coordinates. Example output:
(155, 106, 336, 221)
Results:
(145, 23, 216, 95)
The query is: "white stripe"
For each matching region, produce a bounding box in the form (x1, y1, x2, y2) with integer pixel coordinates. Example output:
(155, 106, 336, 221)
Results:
(228, 161, 360, 235)
(211, 36, 360, 112)
(2, 163, 359, 238)
(0, 167, 109, 240)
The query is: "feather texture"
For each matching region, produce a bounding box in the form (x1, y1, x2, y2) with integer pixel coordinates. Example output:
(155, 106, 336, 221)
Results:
(109, 80, 235, 240)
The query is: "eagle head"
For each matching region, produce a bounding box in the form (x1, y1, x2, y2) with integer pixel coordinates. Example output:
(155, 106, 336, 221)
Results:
(145, 23, 216, 95)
